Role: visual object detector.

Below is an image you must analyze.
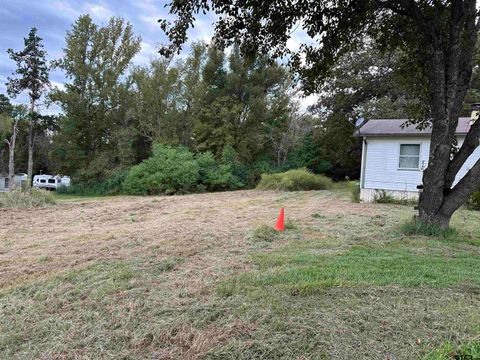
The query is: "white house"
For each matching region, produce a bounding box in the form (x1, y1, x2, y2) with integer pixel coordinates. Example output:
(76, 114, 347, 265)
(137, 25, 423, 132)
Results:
(355, 117, 480, 202)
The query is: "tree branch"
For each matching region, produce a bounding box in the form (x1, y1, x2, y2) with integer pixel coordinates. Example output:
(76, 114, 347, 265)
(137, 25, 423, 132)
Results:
(442, 156, 480, 214)
(445, 116, 480, 188)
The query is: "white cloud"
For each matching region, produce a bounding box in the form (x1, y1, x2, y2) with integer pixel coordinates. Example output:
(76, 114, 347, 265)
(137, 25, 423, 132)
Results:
(297, 93, 319, 112)
(86, 3, 114, 22)
(50, 80, 66, 91)
(192, 17, 214, 44)
(139, 15, 161, 31)
(132, 41, 158, 66)
(51, 1, 81, 19)
(287, 20, 317, 53)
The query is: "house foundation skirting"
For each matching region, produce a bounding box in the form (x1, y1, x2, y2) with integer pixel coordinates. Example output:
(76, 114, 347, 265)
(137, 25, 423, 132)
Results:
(360, 188, 420, 203)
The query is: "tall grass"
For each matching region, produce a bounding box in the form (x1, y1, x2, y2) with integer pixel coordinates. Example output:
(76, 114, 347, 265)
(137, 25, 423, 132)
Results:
(373, 190, 417, 205)
(400, 218, 459, 238)
(348, 180, 360, 203)
(256, 168, 332, 191)
(0, 188, 56, 208)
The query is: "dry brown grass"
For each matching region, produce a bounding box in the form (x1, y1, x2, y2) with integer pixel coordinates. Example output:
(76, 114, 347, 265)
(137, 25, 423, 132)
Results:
(0, 190, 377, 290)
(1, 189, 382, 359)
(4, 189, 478, 359)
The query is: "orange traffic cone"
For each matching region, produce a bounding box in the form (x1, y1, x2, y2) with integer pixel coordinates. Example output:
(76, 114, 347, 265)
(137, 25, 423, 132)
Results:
(275, 208, 285, 231)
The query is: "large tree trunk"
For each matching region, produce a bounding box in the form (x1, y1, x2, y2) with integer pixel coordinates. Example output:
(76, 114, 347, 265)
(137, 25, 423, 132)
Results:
(416, 1, 479, 229)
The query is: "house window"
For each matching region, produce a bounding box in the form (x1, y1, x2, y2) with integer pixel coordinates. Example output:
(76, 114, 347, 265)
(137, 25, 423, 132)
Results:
(399, 144, 421, 169)
(4, 178, 9, 189)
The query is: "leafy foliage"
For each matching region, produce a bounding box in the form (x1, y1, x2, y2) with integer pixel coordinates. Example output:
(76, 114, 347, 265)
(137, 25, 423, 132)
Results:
(196, 151, 242, 191)
(256, 168, 332, 191)
(123, 145, 200, 195)
(6, 27, 49, 102)
(50, 15, 141, 179)
(123, 145, 240, 195)
(466, 191, 480, 210)
(46, 18, 315, 188)
(57, 171, 127, 196)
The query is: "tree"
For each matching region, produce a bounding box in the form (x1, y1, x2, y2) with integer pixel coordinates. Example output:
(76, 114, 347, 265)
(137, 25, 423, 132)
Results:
(263, 86, 313, 167)
(0, 97, 28, 189)
(7, 27, 50, 186)
(5, 106, 29, 189)
(130, 58, 184, 145)
(311, 42, 420, 180)
(50, 15, 141, 180)
(194, 44, 288, 161)
(161, 1, 480, 229)
(14, 113, 59, 176)
(0, 94, 13, 115)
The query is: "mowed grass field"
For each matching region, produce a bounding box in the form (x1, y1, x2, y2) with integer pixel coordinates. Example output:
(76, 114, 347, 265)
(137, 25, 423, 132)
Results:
(1, 188, 479, 359)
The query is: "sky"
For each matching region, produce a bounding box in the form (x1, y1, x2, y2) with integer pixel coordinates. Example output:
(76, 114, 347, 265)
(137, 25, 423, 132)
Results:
(0, 0, 317, 113)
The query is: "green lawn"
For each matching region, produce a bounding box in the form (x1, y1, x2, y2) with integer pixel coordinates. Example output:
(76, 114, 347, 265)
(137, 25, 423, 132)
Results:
(1, 189, 479, 359)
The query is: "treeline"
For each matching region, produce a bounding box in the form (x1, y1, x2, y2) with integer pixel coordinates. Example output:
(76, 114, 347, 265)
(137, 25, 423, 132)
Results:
(7, 15, 470, 193)
(1, 15, 329, 193)
(50, 15, 318, 189)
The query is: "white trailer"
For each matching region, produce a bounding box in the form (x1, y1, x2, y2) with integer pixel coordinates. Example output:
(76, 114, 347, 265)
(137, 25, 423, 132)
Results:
(33, 175, 71, 190)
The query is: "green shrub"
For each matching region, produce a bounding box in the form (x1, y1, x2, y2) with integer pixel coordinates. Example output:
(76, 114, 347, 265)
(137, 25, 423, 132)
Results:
(256, 168, 332, 191)
(0, 188, 56, 208)
(123, 145, 241, 195)
(467, 191, 480, 210)
(348, 180, 360, 203)
(221, 145, 247, 180)
(123, 145, 200, 195)
(196, 151, 242, 191)
(57, 170, 127, 196)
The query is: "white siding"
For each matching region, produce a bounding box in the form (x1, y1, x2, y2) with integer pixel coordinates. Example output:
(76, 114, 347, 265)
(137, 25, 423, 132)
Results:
(362, 135, 480, 194)
(362, 137, 429, 192)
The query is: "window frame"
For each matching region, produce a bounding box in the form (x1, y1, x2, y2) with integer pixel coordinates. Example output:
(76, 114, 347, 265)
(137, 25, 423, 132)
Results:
(398, 143, 422, 171)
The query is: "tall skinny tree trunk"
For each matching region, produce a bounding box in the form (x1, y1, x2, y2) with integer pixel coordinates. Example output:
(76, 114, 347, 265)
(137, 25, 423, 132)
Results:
(6, 119, 19, 191)
(27, 100, 35, 187)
